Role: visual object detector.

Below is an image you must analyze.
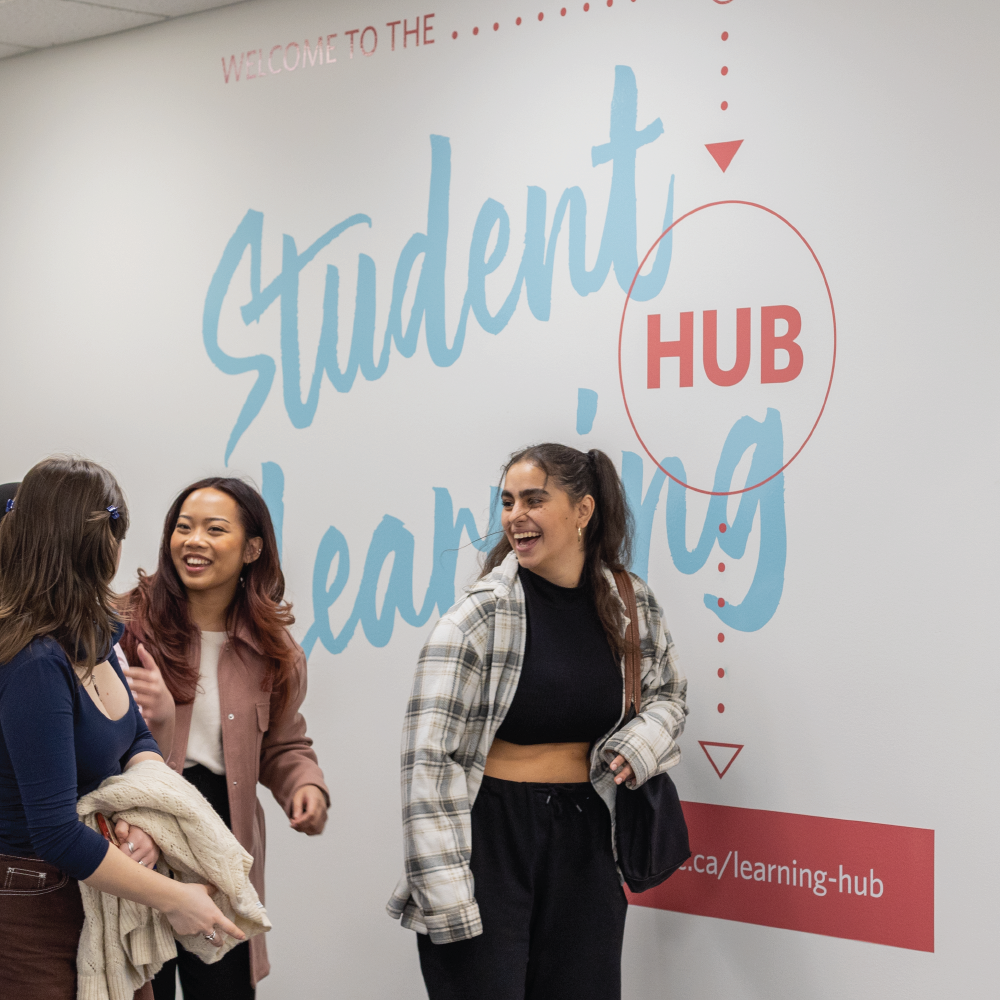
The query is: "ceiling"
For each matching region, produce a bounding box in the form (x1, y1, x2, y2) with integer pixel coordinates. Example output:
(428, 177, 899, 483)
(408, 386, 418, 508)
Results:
(0, 0, 245, 60)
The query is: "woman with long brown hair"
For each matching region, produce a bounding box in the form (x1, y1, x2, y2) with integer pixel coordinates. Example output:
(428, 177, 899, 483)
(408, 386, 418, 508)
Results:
(0, 457, 244, 1000)
(119, 477, 328, 1000)
(388, 444, 688, 1000)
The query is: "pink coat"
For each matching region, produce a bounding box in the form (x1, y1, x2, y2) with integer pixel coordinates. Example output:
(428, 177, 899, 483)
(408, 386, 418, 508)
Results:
(163, 629, 328, 986)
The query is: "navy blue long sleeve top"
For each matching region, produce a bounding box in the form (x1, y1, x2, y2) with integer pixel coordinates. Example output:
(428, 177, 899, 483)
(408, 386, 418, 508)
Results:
(0, 626, 160, 879)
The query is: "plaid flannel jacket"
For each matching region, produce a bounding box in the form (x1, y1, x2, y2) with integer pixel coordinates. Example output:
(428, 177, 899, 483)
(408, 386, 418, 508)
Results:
(386, 552, 688, 944)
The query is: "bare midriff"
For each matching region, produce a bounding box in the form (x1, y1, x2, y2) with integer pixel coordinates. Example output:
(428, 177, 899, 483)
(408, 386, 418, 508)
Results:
(484, 737, 591, 783)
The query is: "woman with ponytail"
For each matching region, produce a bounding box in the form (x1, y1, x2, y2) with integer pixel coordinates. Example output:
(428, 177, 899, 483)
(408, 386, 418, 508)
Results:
(119, 478, 328, 999)
(389, 444, 688, 999)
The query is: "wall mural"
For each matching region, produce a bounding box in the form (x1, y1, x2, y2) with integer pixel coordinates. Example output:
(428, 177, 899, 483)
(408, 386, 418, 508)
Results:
(203, 13, 931, 955)
(4, 0, 980, 993)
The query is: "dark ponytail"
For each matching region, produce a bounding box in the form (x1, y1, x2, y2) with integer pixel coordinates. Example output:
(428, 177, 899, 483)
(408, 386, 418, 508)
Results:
(481, 443, 634, 658)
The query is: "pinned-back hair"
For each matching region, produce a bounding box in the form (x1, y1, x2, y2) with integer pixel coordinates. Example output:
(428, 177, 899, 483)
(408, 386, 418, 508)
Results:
(481, 443, 634, 658)
(0, 456, 129, 673)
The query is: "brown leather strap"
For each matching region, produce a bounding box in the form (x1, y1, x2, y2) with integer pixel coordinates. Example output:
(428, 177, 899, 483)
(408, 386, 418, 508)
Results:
(613, 569, 642, 716)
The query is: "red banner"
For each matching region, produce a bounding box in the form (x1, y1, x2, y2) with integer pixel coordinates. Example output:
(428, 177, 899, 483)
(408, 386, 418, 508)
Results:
(628, 801, 934, 952)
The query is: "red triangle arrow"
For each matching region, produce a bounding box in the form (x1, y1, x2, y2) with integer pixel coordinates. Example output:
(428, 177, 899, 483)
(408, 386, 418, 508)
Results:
(705, 139, 744, 173)
(698, 740, 744, 778)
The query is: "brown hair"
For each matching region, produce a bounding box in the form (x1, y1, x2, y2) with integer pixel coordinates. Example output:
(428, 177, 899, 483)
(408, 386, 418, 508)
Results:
(120, 478, 297, 717)
(0, 456, 129, 673)
(481, 444, 634, 658)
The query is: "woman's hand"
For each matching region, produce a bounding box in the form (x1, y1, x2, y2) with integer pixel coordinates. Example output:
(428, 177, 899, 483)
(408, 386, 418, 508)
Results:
(162, 882, 245, 946)
(114, 820, 160, 869)
(84, 842, 244, 948)
(289, 784, 328, 835)
(123, 643, 175, 726)
(609, 754, 635, 786)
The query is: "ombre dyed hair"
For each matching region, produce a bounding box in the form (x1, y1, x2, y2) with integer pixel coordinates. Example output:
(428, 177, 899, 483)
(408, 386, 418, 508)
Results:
(120, 478, 297, 716)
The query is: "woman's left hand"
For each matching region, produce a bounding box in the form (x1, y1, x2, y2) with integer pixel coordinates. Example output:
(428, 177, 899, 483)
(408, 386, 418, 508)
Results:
(608, 754, 635, 786)
(114, 820, 161, 869)
(289, 784, 328, 835)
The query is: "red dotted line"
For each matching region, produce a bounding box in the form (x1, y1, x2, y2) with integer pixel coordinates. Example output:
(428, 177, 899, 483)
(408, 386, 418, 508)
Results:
(453, 0, 636, 40)
(717, 523, 726, 711)
(720, 29, 729, 110)
(715, 19, 733, 721)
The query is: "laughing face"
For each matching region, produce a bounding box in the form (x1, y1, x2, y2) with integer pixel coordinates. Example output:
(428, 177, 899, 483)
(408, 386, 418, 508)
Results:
(169, 488, 261, 597)
(501, 461, 594, 588)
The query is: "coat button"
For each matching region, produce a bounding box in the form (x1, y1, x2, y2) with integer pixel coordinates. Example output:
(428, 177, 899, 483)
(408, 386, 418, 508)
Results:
(228, 714, 235, 720)
(233, 780, 238, 785)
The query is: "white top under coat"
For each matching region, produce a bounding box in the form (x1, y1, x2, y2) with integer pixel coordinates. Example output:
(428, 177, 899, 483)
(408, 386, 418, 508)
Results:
(184, 631, 227, 775)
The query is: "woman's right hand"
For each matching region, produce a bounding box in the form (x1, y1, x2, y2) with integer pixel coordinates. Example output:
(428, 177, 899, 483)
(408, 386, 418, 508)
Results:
(163, 882, 245, 947)
(124, 643, 175, 726)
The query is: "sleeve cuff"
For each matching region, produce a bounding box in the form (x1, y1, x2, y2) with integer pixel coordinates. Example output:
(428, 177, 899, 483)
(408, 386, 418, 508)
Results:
(423, 900, 484, 944)
(52, 825, 111, 882)
(298, 781, 330, 808)
(125, 737, 161, 762)
(602, 728, 657, 789)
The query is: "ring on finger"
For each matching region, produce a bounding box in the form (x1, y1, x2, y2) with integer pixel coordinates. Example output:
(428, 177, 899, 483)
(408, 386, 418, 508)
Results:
(127, 842, 135, 854)
(204, 929, 217, 942)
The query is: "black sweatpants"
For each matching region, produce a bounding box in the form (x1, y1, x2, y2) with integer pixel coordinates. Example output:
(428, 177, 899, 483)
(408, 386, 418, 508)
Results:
(418, 775, 628, 1000)
(151, 765, 254, 1000)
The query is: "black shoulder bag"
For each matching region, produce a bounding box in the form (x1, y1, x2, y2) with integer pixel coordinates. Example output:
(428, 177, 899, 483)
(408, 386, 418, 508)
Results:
(611, 570, 691, 893)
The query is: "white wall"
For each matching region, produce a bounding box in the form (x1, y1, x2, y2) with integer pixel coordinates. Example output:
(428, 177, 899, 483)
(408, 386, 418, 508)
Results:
(0, 0, 997, 996)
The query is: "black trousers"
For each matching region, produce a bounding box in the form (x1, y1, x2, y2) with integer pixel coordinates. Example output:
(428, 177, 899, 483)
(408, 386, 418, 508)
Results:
(151, 765, 254, 1000)
(418, 776, 628, 1000)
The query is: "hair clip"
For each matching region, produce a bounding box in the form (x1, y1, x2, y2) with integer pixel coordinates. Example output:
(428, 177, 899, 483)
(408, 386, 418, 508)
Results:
(5, 499, 13, 513)
(106, 505, 120, 521)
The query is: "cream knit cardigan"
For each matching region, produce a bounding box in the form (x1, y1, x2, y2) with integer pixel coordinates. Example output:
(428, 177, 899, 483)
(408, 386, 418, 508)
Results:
(76, 760, 271, 1000)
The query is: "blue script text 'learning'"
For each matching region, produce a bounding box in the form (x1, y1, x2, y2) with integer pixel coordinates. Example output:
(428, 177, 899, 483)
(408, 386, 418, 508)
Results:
(302, 415, 785, 657)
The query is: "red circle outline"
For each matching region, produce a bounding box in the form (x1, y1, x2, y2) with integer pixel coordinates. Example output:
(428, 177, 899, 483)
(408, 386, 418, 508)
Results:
(617, 200, 837, 496)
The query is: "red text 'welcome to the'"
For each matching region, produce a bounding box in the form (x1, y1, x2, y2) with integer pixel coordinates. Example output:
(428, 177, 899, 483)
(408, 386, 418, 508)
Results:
(221, 14, 436, 83)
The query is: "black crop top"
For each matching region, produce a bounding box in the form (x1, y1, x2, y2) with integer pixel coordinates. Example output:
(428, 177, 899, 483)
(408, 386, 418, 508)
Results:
(494, 567, 623, 746)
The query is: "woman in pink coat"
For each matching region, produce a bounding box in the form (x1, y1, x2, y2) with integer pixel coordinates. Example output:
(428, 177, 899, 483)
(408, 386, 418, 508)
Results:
(120, 478, 329, 1000)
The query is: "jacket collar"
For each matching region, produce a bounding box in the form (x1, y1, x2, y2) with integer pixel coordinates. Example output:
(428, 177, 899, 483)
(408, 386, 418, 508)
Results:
(465, 551, 521, 601)
(224, 621, 266, 657)
(467, 552, 630, 631)
(602, 565, 630, 636)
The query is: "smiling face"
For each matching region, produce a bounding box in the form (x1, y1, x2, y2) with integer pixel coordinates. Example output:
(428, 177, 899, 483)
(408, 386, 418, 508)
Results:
(501, 461, 594, 588)
(169, 488, 262, 597)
